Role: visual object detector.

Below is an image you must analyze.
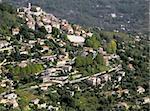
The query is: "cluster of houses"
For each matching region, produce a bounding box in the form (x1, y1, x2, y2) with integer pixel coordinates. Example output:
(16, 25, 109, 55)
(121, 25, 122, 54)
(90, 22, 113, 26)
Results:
(0, 3, 148, 110)
(0, 40, 9, 49)
(0, 92, 18, 108)
(30, 98, 59, 111)
(16, 3, 93, 44)
(87, 74, 111, 86)
(7, 3, 96, 90)
(86, 69, 125, 87)
(39, 53, 76, 90)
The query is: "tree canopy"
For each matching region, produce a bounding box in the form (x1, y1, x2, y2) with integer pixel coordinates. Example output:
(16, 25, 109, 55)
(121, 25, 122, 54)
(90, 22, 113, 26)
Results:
(107, 39, 117, 54)
(85, 35, 101, 49)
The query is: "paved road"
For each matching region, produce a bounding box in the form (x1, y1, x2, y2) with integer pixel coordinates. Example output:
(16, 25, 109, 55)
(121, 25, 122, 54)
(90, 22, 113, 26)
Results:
(24, 65, 122, 90)
(69, 65, 122, 84)
(0, 47, 13, 66)
(0, 47, 13, 52)
(0, 59, 6, 66)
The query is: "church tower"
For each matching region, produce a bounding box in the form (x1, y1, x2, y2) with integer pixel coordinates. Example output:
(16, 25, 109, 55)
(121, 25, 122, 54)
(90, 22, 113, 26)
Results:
(28, 3, 32, 10)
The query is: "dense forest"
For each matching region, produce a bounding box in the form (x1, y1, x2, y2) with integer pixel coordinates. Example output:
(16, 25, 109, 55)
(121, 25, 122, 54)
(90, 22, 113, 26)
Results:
(5, 0, 149, 34)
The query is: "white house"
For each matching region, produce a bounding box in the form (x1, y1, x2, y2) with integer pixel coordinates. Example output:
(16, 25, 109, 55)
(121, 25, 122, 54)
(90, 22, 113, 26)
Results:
(143, 97, 150, 104)
(87, 77, 101, 86)
(12, 27, 20, 35)
(4, 93, 17, 100)
(67, 35, 85, 43)
(0, 41, 9, 48)
(44, 25, 52, 33)
(137, 86, 145, 94)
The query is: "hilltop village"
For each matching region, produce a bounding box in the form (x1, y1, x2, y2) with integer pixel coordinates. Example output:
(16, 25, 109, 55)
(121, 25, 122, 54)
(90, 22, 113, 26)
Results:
(0, 3, 149, 111)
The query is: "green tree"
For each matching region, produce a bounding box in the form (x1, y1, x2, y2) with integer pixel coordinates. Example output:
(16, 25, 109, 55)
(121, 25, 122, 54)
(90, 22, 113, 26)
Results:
(85, 35, 101, 49)
(75, 56, 85, 67)
(26, 65, 32, 75)
(95, 54, 105, 65)
(51, 27, 60, 37)
(86, 54, 93, 65)
(38, 26, 48, 35)
(14, 67, 20, 75)
(107, 39, 117, 54)
(0, 3, 16, 14)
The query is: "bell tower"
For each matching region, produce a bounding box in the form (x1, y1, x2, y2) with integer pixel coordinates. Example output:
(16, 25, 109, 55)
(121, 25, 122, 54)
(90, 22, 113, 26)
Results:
(28, 3, 32, 10)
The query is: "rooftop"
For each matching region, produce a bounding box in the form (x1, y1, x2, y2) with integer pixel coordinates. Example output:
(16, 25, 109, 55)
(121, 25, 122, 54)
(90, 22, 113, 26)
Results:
(67, 35, 85, 43)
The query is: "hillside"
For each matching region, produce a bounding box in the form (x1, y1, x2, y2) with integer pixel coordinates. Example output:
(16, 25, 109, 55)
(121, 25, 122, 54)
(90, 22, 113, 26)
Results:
(5, 0, 149, 34)
(0, 2, 149, 111)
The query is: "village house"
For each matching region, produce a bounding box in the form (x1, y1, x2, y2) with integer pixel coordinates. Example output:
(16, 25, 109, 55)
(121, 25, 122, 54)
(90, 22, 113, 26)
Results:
(67, 35, 85, 43)
(61, 65, 72, 73)
(67, 26, 74, 34)
(0, 93, 18, 108)
(48, 105, 59, 111)
(31, 98, 40, 105)
(41, 55, 56, 62)
(61, 24, 73, 34)
(72, 74, 82, 79)
(40, 75, 68, 85)
(45, 68, 57, 74)
(20, 51, 29, 55)
(40, 76, 53, 83)
(30, 5, 43, 16)
(117, 102, 129, 110)
(45, 34, 53, 39)
(87, 76, 101, 86)
(128, 63, 135, 70)
(29, 40, 37, 44)
(103, 56, 109, 66)
(39, 83, 53, 90)
(137, 86, 145, 94)
(135, 35, 141, 42)
(74, 30, 81, 36)
(18, 61, 28, 68)
(61, 19, 68, 27)
(60, 19, 74, 34)
(37, 38, 45, 45)
(57, 60, 67, 67)
(19, 45, 27, 52)
(11, 27, 20, 35)
(48, 13, 59, 22)
(0, 40, 9, 48)
(86, 32, 93, 37)
(36, 21, 44, 27)
(143, 97, 150, 104)
(27, 20, 36, 30)
(72, 24, 82, 31)
(58, 41, 66, 47)
(51, 22, 61, 29)
(115, 89, 129, 97)
(118, 71, 126, 77)
(17, 7, 26, 16)
(41, 46, 49, 52)
(36, 16, 41, 21)
(49, 76, 68, 81)
(0, 98, 19, 108)
(42, 16, 51, 24)
(44, 25, 52, 33)
(38, 103, 47, 109)
(98, 47, 107, 55)
(0, 79, 13, 88)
